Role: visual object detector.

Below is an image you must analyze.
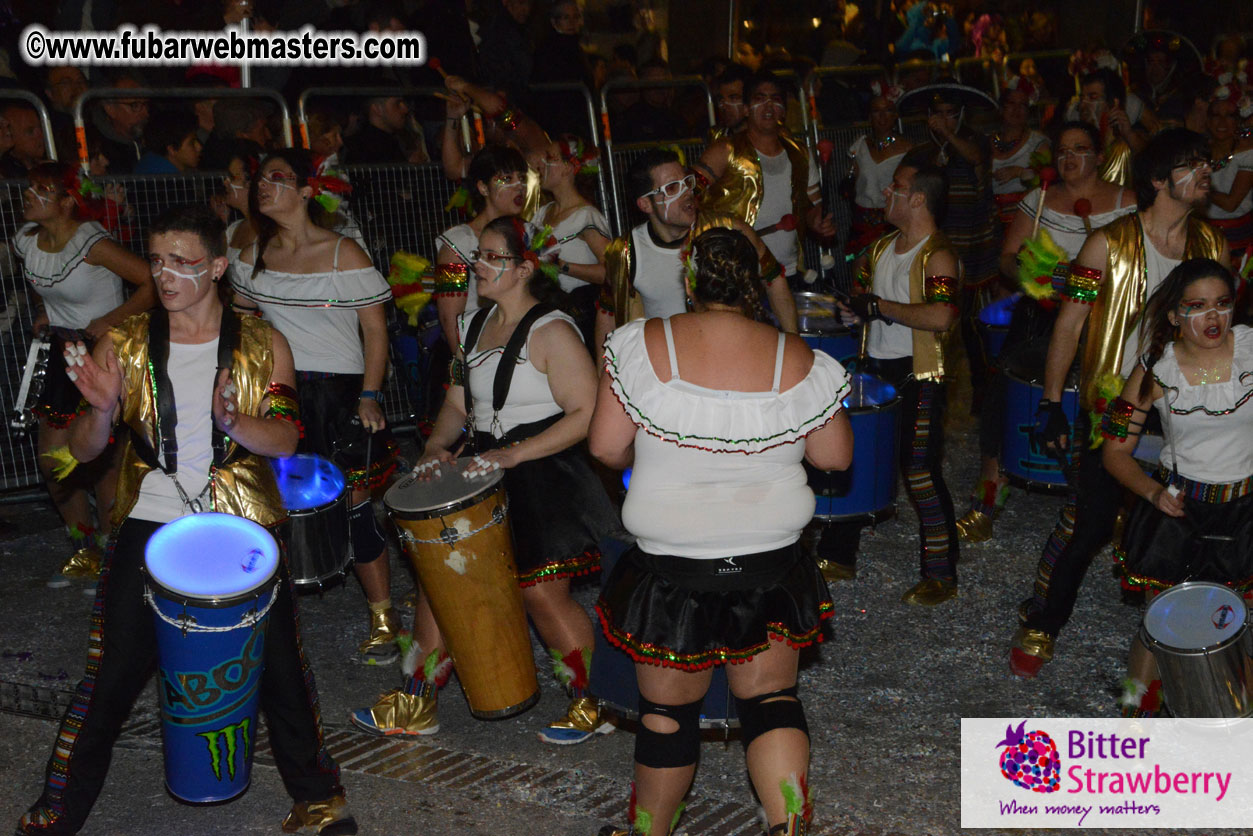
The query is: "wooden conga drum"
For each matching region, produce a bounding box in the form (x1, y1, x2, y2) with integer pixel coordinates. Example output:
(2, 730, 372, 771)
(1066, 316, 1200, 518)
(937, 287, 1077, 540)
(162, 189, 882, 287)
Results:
(384, 461, 539, 718)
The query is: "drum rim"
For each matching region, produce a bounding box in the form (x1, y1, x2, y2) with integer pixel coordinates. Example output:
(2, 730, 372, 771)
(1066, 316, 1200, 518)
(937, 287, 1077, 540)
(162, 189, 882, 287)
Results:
(283, 487, 348, 517)
(143, 513, 280, 602)
(384, 465, 505, 520)
(1141, 581, 1249, 652)
(144, 569, 279, 610)
(274, 453, 349, 513)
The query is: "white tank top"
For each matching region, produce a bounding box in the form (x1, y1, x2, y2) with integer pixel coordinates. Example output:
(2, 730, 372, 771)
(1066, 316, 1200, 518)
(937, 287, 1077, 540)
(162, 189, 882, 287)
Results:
(868, 235, 929, 361)
(629, 223, 687, 320)
(849, 136, 905, 210)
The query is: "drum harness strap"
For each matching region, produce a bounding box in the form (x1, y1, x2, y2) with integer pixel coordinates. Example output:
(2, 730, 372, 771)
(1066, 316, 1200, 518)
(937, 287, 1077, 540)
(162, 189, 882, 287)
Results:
(461, 302, 557, 452)
(130, 307, 244, 515)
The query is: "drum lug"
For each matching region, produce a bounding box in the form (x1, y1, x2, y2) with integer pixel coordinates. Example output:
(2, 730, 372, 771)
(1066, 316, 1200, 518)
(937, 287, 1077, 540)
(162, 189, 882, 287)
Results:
(439, 525, 459, 545)
(491, 505, 506, 525)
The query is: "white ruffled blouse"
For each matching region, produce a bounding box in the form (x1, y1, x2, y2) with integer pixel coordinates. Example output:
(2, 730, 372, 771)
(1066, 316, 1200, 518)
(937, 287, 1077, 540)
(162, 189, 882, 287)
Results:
(603, 318, 849, 558)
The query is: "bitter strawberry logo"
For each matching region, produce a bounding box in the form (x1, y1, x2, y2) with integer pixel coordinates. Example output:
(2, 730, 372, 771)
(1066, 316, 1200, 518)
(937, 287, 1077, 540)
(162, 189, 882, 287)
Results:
(996, 720, 1061, 793)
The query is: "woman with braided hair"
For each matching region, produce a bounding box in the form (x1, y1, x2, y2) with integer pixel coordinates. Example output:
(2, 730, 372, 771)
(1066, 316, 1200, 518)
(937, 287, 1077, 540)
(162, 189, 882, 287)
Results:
(1101, 258, 1253, 716)
(352, 216, 618, 745)
(590, 227, 852, 836)
(11, 161, 153, 587)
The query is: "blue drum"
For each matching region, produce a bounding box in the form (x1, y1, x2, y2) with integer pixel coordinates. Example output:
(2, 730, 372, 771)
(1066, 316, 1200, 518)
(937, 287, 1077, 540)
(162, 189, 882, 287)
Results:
(795, 292, 860, 366)
(1001, 341, 1083, 491)
(590, 537, 738, 730)
(977, 293, 1018, 364)
(808, 373, 900, 522)
(144, 513, 280, 804)
(273, 454, 351, 591)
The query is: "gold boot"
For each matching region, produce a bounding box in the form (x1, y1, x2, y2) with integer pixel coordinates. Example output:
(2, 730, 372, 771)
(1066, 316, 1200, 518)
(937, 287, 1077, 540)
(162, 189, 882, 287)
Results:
(538, 696, 614, 745)
(955, 508, 993, 543)
(815, 558, 855, 582)
(281, 792, 357, 835)
(357, 605, 400, 664)
(1010, 627, 1055, 678)
(47, 547, 101, 589)
(901, 578, 958, 606)
(349, 687, 439, 736)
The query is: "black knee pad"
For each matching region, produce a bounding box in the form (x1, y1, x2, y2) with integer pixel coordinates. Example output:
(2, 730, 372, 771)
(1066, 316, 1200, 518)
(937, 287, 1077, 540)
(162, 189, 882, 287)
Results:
(349, 500, 386, 564)
(634, 696, 703, 769)
(735, 686, 809, 751)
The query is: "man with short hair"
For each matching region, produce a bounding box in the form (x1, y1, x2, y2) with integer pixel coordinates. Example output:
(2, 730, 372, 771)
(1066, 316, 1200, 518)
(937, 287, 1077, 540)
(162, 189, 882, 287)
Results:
(92, 75, 148, 175)
(43, 67, 88, 153)
(199, 98, 272, 171)
(344, 96, 410, 165)
(711, 64, 752, 137)
(594, 149, 798, 359)
(831, 152, 962, 605)
(134, 107, 202, 174)
(1070, 68, 1148, 185)
(16, 204, 354, 836)
(697, 71, 837, 284)
(0, 104, 47, 178)
(614, 59, 685, 143)
(1010, 129, 1229, 680)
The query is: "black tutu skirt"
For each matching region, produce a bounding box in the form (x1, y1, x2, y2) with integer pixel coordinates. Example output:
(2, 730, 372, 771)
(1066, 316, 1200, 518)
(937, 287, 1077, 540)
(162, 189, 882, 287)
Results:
(33, 328, 89, 428)
(596, 543, 834, 671)
(1117, 471, 1253, 592)
(296, 371, 398, 490)
(473, 422, 619, 585)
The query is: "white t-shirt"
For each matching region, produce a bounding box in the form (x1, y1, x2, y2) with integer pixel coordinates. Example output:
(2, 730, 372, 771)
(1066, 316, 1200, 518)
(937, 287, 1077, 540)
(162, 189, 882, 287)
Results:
(457, 307, 580, 435)
(868, 235, 929, 361)
(1016, 188, 1136, 260)
(629, 223, 688, 319)
(130, 338, 219, 523)
(603, 318, 849, 558)
(757, 147, 820, 274)
(436, 223, 481, 310)
(1203, 148, 1253, 221)
(849, 135, 905, 210)
(532, 202, 611, 294)
(231, 237, 391, 374)
(1121, 233, 1181, 376)
(1151, 325, 1253, 483)
(11, 221, 124, 330)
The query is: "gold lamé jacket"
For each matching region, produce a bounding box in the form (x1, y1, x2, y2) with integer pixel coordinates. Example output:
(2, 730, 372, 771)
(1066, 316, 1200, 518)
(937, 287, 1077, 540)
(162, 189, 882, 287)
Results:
(701, 130, 813, 238)
(1099, 139, 1133, 188)
(1076, 213, 1225, 410)
(865, 230, 961, 382)
(109, 312, 287, 529)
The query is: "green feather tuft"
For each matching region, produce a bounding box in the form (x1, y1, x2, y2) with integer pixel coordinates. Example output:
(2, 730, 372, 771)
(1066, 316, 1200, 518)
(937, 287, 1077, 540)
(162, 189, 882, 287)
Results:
(1017, 228, 1066, 300)
(780, 775, 805, 816)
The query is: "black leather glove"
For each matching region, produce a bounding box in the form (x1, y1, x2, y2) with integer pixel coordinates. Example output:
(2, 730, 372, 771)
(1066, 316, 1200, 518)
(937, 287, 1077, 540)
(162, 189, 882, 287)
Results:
(1033, 399, 1070, 451)
(846, 292, 886, 323)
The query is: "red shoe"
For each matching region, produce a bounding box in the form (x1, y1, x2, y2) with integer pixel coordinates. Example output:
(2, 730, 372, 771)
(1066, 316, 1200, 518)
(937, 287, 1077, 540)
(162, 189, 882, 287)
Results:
(1010, 648, 1047, 678)
(1009, 627, 1054, 679)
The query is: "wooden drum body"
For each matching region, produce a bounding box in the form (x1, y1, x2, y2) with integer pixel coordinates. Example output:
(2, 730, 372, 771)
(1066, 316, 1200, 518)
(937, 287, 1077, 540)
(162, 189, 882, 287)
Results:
(384, 461, 539, 719)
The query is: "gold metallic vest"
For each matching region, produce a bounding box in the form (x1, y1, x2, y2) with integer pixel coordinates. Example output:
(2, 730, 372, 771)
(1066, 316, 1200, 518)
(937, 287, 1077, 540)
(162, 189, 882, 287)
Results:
(865, 230, 960, 382)
(1100, 140, 1133, 187)
(701, 131, 813, 234)
(110, 313, 287, 528)
(1078, 213, 1226, 409)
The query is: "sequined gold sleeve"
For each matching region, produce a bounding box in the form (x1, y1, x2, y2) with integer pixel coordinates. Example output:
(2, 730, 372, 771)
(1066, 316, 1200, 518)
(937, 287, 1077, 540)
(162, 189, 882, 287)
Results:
(432, 263, 469, 297)
(1062, 264, 1102, 304)
(264, 382, 303, 438)
(924, 274, 959, 307)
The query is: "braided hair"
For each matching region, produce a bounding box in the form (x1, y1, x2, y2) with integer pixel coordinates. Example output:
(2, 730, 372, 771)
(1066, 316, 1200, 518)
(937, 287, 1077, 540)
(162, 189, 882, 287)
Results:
(687, 227, 764, 320)
(1137, 257, 1236, 401)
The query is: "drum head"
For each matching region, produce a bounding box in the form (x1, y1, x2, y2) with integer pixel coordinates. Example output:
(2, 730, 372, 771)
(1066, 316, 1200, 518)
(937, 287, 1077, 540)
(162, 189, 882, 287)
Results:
(794, 293, 846, 337)
(273, 454, 346, 511)
(145, 513, 279, 599)
(1003, 338, 1081, 390)
(385, 457, 505, 518)
(843, 372, 898, 409)
(1143, 582, 1247, 650)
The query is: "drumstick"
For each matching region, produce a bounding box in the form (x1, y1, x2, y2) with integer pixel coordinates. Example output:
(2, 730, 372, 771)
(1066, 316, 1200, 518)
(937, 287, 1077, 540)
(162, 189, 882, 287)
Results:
(1032, 167, 1058, 239)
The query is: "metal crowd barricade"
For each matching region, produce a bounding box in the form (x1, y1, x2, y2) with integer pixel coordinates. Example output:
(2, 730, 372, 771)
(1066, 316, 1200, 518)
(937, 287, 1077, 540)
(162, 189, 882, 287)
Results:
(527, 81, 613, 225)
(0, 92, 58, 162)
(72, 87, 294, 169)
(296, 85, 448, 152)
(599, 76, 715, 236)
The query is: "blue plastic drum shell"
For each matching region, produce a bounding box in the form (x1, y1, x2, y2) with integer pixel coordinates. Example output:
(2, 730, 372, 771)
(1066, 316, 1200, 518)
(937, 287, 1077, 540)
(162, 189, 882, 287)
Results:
(809, 373, 901, 522)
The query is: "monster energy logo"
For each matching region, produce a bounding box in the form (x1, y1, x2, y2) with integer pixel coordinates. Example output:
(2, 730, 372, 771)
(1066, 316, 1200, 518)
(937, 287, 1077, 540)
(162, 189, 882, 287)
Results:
(198, 717, 252, 781)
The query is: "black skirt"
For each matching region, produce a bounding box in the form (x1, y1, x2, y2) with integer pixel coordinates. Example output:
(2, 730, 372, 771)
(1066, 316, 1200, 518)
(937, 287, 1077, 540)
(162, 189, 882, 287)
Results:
(1117, 472, 1253, 592)
(295, 371, 398, 490)
(472, 418, 619, 585)
(596, 543, 834, 671)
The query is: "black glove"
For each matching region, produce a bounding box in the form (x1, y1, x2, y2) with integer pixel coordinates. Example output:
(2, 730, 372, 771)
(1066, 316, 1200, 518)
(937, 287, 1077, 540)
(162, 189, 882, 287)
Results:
(1033, 399, 1070, 452)
(846, 292, 886, 323)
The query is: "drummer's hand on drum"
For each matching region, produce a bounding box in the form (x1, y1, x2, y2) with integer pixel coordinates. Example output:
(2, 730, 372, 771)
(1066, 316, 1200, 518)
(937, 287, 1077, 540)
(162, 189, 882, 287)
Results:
(1033, 399, 1070, 453)
(414, 446, 455, 480)
(835, 299, 860, 328)
(463, 447, 520, 478)
(213, 369, 240, 431)
(65, 339, 122, 413)
(358, 396, 386, 433)
(1151, 484, 1186, 519)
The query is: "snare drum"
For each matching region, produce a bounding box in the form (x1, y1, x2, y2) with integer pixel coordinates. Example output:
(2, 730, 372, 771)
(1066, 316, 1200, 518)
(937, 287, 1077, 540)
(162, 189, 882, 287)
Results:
(590, 537, 738, 729)
(273, 454, 352, 591)
(144, 513, 280, 803)
(1141, 582, 1253, 718)
(794, 292, 860, 366)
(385, 460, 539, 719)
(1001, 340, 1082, 491)
(807, 372, 900, 522)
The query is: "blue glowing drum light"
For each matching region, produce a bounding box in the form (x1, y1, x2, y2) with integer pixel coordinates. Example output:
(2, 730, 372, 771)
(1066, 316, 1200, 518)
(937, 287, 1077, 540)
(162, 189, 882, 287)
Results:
(144, 513, 279, 804)
(272, 454, 352, 591)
